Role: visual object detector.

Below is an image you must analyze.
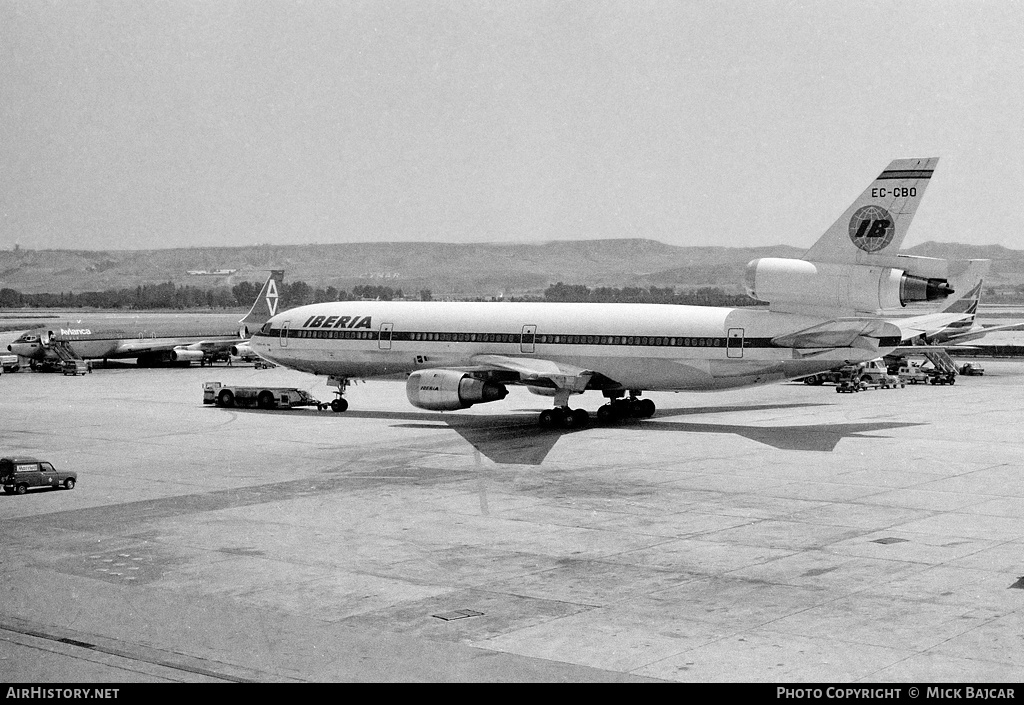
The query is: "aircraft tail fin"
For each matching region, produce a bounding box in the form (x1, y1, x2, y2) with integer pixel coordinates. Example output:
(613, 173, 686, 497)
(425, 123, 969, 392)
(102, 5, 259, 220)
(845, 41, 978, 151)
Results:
(803, 157, 938, 264)
(239, 270, 284, 334)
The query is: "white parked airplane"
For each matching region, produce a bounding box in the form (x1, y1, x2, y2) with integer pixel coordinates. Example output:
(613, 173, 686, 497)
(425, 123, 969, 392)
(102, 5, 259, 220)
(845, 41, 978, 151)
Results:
(250, 158, 983, 427)
(8, 271, 284, 367)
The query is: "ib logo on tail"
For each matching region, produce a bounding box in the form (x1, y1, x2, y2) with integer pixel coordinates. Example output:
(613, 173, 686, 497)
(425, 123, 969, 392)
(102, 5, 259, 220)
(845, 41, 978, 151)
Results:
(805, 157, 938, 264)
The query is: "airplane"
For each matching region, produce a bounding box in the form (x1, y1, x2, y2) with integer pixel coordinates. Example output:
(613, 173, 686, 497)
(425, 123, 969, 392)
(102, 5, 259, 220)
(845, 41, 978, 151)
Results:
(7, 271, 284, 368)
(898, 275, 1024, 346)
(249, 158, 984, 427)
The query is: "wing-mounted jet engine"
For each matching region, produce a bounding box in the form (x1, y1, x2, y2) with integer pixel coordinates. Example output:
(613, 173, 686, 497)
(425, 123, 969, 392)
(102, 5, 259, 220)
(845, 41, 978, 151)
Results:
(406, 369, 508, 411)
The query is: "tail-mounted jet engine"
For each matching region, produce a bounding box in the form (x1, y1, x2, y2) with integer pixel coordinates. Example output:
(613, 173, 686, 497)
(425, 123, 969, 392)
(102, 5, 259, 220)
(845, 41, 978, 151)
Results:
(744, 258, 952, 312)
(406, 370, 508, 411)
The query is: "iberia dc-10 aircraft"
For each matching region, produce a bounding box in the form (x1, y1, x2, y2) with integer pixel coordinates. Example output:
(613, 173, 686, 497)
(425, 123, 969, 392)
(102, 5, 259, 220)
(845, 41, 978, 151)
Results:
(7, 271, 283, 368)
(250, 158, 986, 427)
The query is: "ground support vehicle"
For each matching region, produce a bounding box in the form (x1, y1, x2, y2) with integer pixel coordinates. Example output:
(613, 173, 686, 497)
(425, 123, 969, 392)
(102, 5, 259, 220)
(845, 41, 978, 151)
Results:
(897, 363, 930, 384)
(852, 359, 891, 386)
(203, 382, 327, 410)
(62, 360, 91, 376)
(926, 368, 956, 385)
(254, 359, 277, 370)
(1, 354, 20, 373)
(874, 374, 905, 389)
(1, 457, 77, 494)
(959, 362, 985, 376)
(836, 378, 866, 393)
(856, 370, 905, 389)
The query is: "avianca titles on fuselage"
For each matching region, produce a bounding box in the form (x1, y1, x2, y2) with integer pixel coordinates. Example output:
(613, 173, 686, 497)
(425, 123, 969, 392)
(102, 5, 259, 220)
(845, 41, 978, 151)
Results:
(249, 158, 977, 427)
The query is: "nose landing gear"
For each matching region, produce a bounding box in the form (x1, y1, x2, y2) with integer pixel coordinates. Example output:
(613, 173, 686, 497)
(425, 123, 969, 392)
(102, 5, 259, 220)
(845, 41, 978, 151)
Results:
(328, 376, 350, 412)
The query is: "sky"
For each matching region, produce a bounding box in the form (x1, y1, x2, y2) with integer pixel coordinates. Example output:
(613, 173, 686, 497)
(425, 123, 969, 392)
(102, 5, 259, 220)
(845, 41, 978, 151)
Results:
(2, 0, 1023, 252)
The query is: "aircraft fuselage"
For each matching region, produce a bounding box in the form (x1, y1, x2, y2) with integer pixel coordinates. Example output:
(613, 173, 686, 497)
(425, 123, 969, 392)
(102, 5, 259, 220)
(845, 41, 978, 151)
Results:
(251, 301, 897, 392)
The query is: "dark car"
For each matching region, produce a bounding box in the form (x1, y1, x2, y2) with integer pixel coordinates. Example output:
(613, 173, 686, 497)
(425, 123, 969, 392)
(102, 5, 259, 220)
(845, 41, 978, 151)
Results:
(0, 457, 77, 494)
(925, 368, 956, 385)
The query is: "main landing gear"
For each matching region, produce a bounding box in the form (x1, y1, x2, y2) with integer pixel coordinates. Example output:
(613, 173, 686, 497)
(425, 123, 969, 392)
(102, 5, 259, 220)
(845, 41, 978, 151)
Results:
(597, 396, 656, 423)
(538, 392, 656, 428)
(328, 376, 350, 413)
(538, 407, 590, 429)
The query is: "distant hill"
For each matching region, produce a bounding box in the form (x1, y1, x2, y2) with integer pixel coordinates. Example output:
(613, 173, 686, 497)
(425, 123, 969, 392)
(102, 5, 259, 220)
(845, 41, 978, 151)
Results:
(0, 239, 1021, 297)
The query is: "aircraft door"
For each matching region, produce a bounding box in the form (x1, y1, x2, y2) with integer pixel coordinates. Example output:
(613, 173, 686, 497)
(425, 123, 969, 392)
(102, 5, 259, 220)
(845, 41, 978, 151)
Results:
(521, 325, 537, 354)
(280, 322, 290, 347)
(727, 328, 744, 358)
(379, 323, 393, 350)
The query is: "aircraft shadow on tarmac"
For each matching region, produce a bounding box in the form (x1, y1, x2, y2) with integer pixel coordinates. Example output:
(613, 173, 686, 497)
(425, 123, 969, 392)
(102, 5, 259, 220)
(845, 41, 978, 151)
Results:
(221, 402, 925, 466)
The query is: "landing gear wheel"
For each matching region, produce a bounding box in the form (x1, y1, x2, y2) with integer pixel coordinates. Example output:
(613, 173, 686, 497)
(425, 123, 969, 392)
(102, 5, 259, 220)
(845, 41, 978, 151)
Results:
(562, 408, 589, 429)
(597, 404, 619, 424)
(638, 399, 656, 418)
(330, 397, 348, 413)
(539, 408, 565, 428)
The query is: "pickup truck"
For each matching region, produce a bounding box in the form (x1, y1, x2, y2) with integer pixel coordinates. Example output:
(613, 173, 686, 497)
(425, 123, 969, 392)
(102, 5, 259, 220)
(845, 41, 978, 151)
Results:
(1, 457, 77, 494)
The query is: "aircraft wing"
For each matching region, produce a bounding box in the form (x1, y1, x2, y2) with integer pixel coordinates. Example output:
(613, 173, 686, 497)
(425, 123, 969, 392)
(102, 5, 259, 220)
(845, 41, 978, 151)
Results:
(112, 338, 243, 356)
(937, 321, 1024, 344)
(771, 319, 902, 350)
(469, 354, 596, 392)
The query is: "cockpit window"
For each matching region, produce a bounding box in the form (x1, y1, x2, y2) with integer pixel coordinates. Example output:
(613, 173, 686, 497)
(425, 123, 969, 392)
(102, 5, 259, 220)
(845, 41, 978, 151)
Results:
(260, 323, 272, 335)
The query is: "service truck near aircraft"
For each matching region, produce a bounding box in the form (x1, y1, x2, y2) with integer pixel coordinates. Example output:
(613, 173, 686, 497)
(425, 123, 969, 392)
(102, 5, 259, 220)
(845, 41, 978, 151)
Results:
(202, 382, 327, 410)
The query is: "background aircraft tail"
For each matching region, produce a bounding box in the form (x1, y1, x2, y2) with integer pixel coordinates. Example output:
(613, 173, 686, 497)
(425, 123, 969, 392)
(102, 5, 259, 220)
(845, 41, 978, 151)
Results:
(239, 270, 284, 335)
(802, 157, 938, 264)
